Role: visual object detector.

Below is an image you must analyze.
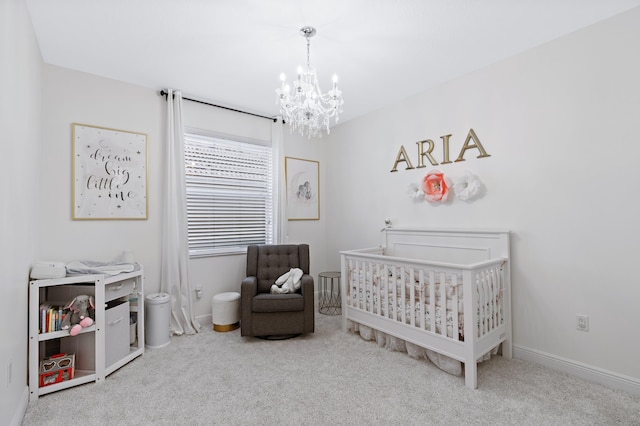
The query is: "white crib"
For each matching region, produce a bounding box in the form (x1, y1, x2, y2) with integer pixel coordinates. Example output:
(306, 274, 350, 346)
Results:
(340, 228, 511, 389)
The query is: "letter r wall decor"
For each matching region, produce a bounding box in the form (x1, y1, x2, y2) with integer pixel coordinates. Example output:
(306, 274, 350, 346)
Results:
(72, 123, 148, 220)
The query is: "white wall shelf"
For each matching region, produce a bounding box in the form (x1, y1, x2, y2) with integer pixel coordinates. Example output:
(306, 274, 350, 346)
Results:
(28, 266, 145, 401)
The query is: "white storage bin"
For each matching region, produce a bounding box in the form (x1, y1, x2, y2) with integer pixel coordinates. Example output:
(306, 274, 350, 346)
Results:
(105, 301, 130, 367)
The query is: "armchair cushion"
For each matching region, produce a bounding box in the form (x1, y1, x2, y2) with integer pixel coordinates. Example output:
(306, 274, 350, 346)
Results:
(253, 293, 303, 312)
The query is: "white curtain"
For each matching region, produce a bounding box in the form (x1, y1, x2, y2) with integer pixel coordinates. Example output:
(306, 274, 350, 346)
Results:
(161, 89, 200, 335)
(272, 117, 287, 244)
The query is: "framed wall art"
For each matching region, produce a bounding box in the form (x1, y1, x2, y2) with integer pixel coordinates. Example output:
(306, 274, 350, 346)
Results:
(72, 123, 148, 220)
(285, 157, 320, 221)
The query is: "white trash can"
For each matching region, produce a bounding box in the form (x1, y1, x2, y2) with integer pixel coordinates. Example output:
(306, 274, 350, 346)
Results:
(145, 292, 171, 348)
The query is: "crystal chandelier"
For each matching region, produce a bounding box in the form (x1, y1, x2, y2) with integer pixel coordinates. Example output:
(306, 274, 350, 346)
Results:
(276, 26, 344, 138)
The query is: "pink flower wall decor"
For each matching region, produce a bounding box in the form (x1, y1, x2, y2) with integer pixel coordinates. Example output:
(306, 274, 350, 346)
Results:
(422, 170, 450, 202)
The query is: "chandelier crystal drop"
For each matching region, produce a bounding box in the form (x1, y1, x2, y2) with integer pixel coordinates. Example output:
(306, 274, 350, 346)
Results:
(276, 26, 344, 138)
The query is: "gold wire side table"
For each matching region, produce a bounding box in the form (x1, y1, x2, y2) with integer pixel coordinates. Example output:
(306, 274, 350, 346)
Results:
(318, 271, 341, 315)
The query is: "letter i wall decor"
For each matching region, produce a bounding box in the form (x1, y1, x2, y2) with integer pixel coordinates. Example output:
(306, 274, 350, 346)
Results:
(72, 123, 148, 220)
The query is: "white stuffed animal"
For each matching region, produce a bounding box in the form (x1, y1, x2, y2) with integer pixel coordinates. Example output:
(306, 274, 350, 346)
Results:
(270, 268, 303, 294)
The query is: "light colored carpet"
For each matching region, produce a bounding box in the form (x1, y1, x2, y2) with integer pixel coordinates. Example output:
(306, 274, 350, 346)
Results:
(23, 313, 640, 425)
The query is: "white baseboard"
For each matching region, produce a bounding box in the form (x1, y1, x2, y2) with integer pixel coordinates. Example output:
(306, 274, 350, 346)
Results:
(513, 345, 640, 396)
(196, 313, 212, 328)
(11, 385, 29, 426)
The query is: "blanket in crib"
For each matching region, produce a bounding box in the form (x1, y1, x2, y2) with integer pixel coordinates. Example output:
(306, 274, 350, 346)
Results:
(347, 266, 502, 339)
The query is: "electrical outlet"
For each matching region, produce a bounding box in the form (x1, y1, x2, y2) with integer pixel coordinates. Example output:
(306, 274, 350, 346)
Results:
(576, 314, 589, 332)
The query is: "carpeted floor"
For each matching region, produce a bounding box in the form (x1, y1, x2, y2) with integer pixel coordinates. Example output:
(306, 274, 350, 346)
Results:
(22, 313, 640, 425)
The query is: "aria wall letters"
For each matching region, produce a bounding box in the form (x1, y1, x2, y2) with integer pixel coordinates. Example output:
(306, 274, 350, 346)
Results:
(390, 128, 490, 172)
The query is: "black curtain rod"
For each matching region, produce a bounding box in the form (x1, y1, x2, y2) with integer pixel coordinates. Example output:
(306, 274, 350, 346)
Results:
(160, 90, 278, 123)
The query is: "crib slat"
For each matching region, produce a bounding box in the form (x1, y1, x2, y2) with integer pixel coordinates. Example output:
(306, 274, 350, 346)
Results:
(358, 260, 363, 311)
(388, 264, 392, 319)
(477, 270, 483, 337)
(362, 262, 371, 312)
(429, 271, 436, 334)
(489, 267, 497, 330)
(404, 268, 416, 325)
(375, 263, 381, 316)
(369, 261, 375, 314)
(392, 265, 398, 321)
(363, 261, 369, 312)
(490, 269, 496, 330)
(351, 259, 356, 309)
(356, 260, 363, 310)
(370, 261, 376, 313)
(498, 266, 504, 328)
(439, 272, 447, 337)
(484, 270, 490, 336)
(400, 266, 406, 324)
(371, 261, 376, 314)
(382, 264, 389, 319)
(483, 270, 490, 335)
(451, 274, 459, 340)
(477, 271, 484, 336)
(487, 269, 493, 332)
(416, 268, 425, 329)
(346, 259, 350, 307)
(497, 266, 503, 327)
(367, 261, 371, 313)
(488, 270, 494, 332)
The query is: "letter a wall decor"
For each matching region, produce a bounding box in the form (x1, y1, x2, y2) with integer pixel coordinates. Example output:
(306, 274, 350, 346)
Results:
(72, 123, 148, 220)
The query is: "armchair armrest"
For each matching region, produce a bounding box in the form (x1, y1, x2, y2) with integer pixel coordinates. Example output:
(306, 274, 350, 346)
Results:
(301, 274, 314, 333)
(241, 276, 258, 328)
(300, 274, 314, 308)
(300, 274, 313, 293)
(241, 276, 258, 296)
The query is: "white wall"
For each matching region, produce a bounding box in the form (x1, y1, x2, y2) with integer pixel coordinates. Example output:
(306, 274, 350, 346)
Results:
(282, 131, 329, 276)
(14, 5, 639, 419)
(39, 65, 165, 291)
(0, 0, 43, 424)
(38, 67, 328, 325)
(325, 7, 640, 383)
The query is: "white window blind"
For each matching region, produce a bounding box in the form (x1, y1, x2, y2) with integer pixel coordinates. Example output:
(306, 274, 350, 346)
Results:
(184, 132, 273, 257)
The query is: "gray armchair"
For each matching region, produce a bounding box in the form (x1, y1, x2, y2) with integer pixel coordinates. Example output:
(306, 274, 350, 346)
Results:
(241, 244, 315, 338)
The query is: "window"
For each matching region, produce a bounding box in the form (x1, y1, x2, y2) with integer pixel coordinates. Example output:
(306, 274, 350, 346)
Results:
(184, 132, 273, 257)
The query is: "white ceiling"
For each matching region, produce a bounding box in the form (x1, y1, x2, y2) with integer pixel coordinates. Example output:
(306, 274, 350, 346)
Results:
(26, 0, 640, 125)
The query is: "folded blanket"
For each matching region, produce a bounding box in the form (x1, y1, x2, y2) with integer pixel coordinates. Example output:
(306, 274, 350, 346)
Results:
(270, 268, 303, 294)
(66, 260, 136, 276)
